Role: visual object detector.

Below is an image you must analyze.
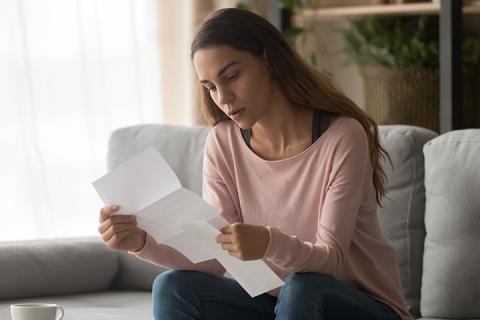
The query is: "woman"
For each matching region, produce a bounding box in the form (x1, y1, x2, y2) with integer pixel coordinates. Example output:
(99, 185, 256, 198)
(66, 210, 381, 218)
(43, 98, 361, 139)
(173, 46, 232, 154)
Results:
(98, 8, 413, 320)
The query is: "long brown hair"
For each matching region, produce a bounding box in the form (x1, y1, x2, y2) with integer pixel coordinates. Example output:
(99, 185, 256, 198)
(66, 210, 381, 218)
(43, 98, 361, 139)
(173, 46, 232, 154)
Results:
(191, 8, 392, 207)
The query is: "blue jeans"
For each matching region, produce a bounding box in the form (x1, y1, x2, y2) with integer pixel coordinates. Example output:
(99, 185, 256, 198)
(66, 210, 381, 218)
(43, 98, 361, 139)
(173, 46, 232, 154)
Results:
(152, 269, 401, 320)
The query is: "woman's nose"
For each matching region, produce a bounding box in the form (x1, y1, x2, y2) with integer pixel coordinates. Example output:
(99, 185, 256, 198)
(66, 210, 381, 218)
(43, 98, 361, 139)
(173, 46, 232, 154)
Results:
(216, 88, 234, 105)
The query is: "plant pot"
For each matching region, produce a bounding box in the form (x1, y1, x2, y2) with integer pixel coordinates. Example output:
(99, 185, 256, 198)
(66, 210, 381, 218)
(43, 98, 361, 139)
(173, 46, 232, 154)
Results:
(359, 65, 476, 132)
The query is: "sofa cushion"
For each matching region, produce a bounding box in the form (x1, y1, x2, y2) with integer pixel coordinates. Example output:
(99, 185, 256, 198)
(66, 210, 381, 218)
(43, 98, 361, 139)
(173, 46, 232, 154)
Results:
(421, 129, 480, 318)
(111, 250, 167, 290)
(0, 237, 118, 300)
(0, 291, 152, 320)
(377, 125, 437, 317)
(107, 124, 209, 196)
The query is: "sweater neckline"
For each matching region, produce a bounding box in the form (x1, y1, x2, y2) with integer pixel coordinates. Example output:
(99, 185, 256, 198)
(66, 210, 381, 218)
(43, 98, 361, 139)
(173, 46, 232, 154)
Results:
(235, 115, 344, 164)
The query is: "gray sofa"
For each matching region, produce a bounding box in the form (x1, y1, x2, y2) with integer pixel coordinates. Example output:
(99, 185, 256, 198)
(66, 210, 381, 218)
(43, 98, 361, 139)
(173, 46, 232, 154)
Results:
(1, 123, 479, 320)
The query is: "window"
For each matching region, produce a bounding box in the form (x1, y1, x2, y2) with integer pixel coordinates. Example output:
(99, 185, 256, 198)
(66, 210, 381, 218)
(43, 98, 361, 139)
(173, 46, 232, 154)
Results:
(0, 0, 163, 241)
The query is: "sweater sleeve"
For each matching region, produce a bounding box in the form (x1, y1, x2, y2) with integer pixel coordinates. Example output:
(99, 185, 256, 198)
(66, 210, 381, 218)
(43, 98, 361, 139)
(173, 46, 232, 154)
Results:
(201, 126, 241, 225)
(262, 123, 371, 278)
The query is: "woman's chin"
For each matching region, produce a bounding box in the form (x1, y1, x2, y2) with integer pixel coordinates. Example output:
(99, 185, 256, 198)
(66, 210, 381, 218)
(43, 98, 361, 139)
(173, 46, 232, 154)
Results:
(235, 120, 253, 130)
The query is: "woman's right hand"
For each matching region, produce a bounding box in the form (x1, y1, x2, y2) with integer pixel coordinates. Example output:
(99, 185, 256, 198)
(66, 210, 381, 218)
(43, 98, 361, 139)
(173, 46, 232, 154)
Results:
(98, 204, 147, 252)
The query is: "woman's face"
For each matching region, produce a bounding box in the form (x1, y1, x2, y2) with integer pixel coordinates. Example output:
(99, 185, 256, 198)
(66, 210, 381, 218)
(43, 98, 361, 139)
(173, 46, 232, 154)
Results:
(193, 45, 274, 128)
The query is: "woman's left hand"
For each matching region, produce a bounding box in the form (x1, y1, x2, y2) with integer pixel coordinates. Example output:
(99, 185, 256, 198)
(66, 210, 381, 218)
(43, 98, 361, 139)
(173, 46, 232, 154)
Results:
(215, 223, 270, 261)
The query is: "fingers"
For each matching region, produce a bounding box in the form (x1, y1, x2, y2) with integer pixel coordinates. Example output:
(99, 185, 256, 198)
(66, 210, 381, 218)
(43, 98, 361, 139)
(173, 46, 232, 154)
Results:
(215, 233, 233, 244)
(220, 223, 241, 234)
(220, 242, 237, 251)
(101, 221, 137, 243)
(220, 225, 232, 233)
(218, 241, 241, 258)
(106, 229, 133, 250)
(218, 233, 239, 255)
(98, 214, 136, 235)
(99, 204, 119, 223)
(216, 223, 243, 243)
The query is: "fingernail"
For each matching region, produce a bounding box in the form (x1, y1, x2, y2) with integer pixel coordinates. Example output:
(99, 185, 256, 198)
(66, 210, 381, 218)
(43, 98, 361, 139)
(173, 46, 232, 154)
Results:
(112, 205, 118, 211)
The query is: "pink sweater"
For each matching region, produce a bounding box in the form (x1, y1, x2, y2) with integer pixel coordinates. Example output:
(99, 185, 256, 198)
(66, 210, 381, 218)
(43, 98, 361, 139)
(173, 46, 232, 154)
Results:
(132, 115, 412, 320)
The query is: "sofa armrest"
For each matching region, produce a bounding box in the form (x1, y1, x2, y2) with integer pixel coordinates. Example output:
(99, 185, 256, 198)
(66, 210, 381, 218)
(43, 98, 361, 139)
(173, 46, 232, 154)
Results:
(0, 237, 118, 300)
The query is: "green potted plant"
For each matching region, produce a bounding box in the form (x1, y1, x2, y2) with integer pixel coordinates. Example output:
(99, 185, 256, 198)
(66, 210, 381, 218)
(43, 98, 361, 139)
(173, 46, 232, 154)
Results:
(341, 15, 480, 132)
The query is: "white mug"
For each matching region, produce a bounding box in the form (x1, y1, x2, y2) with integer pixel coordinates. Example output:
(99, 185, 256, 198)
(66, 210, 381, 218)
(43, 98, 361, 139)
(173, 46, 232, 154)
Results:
(10, 303, 64, 320)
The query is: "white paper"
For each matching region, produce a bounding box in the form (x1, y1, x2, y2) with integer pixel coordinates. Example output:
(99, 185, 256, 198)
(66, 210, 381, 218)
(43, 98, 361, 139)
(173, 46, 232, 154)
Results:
(179, 221, 284, 297)
(92, 147, 181, 215)
(92, 146, 284, 297)
(134, 188, 219, 243)
(163, 232, 217, 263)
(92, 147, 220, 244)
(163, 215, 231, 263)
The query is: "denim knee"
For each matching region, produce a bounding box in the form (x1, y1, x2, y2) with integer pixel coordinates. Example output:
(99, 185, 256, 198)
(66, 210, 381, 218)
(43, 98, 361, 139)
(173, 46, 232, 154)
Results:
(275, 273, 333, 319)
(277, 273, 336, 308)
(152, 269, 190, 300)
(282, 272, 335, 295)
(152, 270, 202, 320)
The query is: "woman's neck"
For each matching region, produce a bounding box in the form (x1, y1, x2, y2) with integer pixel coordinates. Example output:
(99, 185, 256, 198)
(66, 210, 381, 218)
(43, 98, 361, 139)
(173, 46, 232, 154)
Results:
(251, 93, 313, 155)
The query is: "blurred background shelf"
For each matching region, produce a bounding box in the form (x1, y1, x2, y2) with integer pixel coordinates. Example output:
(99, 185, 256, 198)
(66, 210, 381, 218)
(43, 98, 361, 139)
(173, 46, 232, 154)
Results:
(294, 2, 480, 23)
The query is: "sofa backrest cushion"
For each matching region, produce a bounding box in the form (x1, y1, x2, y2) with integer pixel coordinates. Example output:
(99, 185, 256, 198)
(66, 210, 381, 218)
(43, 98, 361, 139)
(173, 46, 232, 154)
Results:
(0, 237, 118, 300)
(421, 129, 480, 318)
(377, 125, 437, 317)
(111, 250, 168, 290)
(107, 124, 209, 196)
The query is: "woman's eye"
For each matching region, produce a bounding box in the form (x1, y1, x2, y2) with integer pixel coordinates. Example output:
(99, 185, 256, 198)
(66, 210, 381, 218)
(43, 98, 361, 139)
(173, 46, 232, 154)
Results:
(227, 73, 238, 81)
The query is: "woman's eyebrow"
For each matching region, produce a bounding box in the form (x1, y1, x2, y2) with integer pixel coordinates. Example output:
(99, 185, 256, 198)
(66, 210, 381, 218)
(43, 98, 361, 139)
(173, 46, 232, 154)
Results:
(217, 61, 239, 77)
(200, 61, 239, 84)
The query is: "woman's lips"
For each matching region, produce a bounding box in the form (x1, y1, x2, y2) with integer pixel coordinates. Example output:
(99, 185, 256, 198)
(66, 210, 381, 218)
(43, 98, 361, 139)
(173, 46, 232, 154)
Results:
(229, 108, 245, 120)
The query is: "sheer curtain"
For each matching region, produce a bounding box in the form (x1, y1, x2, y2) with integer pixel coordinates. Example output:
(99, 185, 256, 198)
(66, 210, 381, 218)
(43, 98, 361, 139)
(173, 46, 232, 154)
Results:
(0, 0, 165, 241)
